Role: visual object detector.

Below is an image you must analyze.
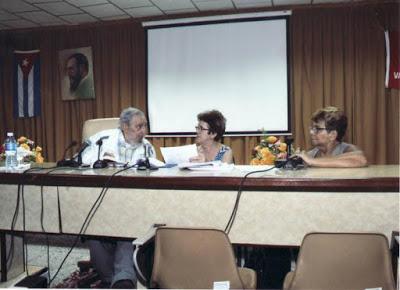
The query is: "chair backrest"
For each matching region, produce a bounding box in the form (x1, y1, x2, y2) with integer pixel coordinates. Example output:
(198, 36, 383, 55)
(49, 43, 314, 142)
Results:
(150, 227, 245, 289)
(82, 117, 119, 140)
(287, 232, 396, 290)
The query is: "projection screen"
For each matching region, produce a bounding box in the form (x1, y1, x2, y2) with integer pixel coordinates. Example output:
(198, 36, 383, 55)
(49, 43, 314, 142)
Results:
(146, 15, 290, 136)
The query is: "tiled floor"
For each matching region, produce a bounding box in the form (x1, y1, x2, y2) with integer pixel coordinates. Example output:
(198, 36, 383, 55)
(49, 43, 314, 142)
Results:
(11, 234, 146, 288)
(26, 243, 90, 287)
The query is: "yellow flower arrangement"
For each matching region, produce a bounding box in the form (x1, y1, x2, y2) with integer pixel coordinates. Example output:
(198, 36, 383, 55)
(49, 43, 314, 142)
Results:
(0, 136, 44, 163)
(18, 136, 44, 163)
(250, 135, 287, 165)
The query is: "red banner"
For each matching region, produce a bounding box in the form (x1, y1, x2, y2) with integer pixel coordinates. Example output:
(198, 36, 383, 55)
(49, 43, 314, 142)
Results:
(385, 30, 400, 89)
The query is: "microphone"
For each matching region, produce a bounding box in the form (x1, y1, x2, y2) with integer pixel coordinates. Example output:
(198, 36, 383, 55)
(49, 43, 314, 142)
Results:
(137, 143, 158, 171)
(93, 136, 109, 169)
(56, 141, 78, 167)
(76, 139, 92, 165)
(60, 141, 77, 159)
(274, 136, 304, 170)
(96, 136, 109, 145)
(285, 136, 294, 158)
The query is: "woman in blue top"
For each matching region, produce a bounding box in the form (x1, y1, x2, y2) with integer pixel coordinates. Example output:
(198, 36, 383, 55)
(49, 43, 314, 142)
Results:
(189, 110, 234, 164)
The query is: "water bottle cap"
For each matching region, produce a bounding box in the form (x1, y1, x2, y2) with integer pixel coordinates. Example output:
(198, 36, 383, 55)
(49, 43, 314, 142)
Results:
(7, 132, 14, 137)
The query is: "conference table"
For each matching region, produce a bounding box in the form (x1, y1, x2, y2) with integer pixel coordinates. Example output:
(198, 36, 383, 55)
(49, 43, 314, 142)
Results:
(0, 164, 398, 245)
(0, 163, 398, 283)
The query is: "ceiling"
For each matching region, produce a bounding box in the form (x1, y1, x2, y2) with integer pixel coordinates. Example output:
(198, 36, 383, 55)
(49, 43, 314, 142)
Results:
(0, 0, 365, 31)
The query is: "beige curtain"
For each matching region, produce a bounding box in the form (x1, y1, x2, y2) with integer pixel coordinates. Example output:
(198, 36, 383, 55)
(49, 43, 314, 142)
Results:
(0, 1, 398, 164)
(291, 2, 399, 164)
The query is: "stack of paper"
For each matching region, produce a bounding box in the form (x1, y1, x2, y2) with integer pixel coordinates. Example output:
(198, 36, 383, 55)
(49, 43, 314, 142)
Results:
(178, 161, 234, 172)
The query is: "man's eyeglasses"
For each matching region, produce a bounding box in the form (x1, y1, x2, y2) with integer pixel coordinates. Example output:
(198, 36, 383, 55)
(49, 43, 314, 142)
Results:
(195, 125, 209, 132)
(309, 126, 327, 134)
(134, 123, 148, 130)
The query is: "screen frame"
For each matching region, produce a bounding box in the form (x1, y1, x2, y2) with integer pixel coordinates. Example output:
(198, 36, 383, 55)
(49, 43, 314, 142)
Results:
(145, 15, 291, 137)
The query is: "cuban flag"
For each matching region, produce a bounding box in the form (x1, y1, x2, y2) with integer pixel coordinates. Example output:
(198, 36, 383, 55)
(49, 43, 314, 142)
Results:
(385, 30, 400, 89)
(14, 50, 41, 118)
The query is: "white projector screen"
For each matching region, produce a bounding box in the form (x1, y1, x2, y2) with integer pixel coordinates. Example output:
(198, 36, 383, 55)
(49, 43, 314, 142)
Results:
(146, 16, 290, 136)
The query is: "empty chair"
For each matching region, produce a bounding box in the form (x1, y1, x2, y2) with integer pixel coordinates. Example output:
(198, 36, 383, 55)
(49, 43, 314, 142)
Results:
(82, 117, 119, 140)
(150, 227, 257, 289)
(283, 232, 396, 290)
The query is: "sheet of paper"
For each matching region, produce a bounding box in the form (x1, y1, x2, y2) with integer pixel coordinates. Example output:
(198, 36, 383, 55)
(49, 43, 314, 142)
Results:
(177, 161, 234, 172)
(213, 281, 230, 290)
(160, 144, 197, 165)
(148, 157, 165, 167)
(177, 161, 216, 169)
(188, 163, 234, 172)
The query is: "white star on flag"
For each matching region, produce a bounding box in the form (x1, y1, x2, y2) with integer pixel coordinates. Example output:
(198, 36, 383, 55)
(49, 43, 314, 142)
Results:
(22, 58, 29, 66)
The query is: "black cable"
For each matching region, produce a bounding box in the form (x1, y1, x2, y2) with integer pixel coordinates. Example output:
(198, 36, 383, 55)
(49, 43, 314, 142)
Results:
(14, 165, 90, 286)
(21, 180, 28, 275)
(10, 166, 57, 281)
(6, 167, 45, 272)
(3, 165, 77, 284)
(36, 166, 85, 286)
(26, 166, 91, 286)
(40, 183, 51, 284)
(6, 167, 40, 274)
(6, 183, 20, 270)
(225, 166, 276, 234)
(57, 186, 63, 234)
(49, 165, 135, 285)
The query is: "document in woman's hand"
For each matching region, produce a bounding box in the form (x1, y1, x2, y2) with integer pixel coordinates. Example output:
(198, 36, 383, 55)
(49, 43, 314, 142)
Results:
(160, 144, 197, 165)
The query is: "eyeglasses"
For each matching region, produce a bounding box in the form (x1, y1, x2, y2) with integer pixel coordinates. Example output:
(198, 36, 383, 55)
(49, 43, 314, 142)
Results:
(133, 123, 148, 130)
(309, 126, 327, 134)
(195, 125, 209, 132)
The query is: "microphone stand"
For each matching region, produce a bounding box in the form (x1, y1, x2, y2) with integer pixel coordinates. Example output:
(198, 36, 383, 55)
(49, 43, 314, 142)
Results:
(285, 136, 294, 159)
(93, 139, 108, 169)
(77, 150, 84, 166)
(56, 141, 79, 167)
(137, 144, 158, 171)
(275, 136, 304, 170)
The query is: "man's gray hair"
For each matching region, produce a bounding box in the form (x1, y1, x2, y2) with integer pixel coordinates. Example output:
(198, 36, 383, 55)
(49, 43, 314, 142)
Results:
(119, 107, 145, 127)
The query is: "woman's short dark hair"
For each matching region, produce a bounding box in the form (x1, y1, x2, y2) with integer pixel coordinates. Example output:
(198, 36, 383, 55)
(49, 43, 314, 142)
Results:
(311, 106, 347, 141)
(197, 110, 226, 141)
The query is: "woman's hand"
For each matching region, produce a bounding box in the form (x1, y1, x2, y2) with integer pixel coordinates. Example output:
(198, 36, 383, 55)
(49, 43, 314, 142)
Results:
(294, 151, 312, 165)
(189, 145, 206, 163)
(189, 155, 205, 163)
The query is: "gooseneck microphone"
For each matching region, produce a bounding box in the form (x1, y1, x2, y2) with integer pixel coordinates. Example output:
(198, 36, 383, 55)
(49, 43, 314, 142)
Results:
(93, 136, 109, 169)
(96, 136, 110, 146)
(56, 141, 78, 167)
(76, 139, 92, 165)
(62, 141, 78, 159)
(274, 136, 304, 170)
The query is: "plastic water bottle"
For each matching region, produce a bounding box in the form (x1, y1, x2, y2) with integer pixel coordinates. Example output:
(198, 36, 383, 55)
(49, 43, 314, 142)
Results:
(5, 132, 18, 169)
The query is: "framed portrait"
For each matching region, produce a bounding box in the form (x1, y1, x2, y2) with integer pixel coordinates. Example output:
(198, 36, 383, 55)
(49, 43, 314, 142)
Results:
(59, 46, 95, 100)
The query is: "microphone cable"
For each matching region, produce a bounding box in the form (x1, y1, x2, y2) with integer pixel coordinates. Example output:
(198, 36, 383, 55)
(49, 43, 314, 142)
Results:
(49, 164, 136, 285)
(224, 166, 276, 234)
(17, 166, 60, 283)
(37, 166, 90, 286)
(56, 186, 62, 233)
(6, 166, 53, 275)
(7, 183, 21, 271)
(7, 164, 86, 285)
